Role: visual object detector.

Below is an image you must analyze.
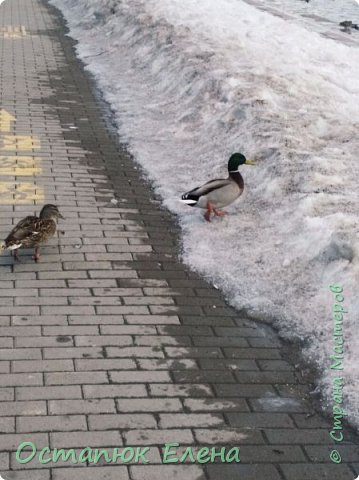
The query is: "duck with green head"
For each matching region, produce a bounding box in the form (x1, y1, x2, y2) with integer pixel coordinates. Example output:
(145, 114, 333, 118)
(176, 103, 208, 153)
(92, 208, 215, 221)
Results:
(181, 153, 255, 222)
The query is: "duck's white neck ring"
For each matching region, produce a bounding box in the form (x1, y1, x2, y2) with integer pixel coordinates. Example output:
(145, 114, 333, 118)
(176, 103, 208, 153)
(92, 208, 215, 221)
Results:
(229, 169, 239, 173)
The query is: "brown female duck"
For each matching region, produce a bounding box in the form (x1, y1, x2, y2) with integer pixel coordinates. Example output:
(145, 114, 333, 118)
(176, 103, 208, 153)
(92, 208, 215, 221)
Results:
(1, 204, 64, 262)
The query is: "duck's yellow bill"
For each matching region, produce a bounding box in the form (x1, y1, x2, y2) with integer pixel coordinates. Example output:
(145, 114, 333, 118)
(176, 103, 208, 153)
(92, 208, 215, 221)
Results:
(245, 159, 255, 165)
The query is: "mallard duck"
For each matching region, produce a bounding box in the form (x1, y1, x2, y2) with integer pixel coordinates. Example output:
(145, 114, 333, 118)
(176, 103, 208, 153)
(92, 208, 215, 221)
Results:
(0, 204, 64, 262)
(181, 153, 255, 221)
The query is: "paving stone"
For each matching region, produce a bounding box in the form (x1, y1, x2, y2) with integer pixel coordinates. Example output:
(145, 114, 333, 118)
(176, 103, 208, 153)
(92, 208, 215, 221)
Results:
(49, 399, 116, 415)
(0, 417, 15, 433)
(116, 398, 183, 413)
(138, 359, 198, 370)
(157, 325, 212, 336)
(83, 384, 147, 399)
(234, 371, 298, 383)
(16, 386, 82, 401)
(1, 470, 50, 480)
(69, 315, 125, 325)
(12, 316, 68, 326)
(15, 337, 74, 348)
(125, 315, 180, 325)
(0, 433, 49, 451)
(180, 316, 236, 326)
(75, 335, 133, 347)
(224, 348, 282, 359)
(172, 370, 236, 383)
(42, 326, 99, 336)
(15, 297, 69, 306)
(52, 467, 129, 480)
(227, 412, 294, 428)
(74, 358, 136, 371)
(150, 305, 203, 315)
(0, 452, 9, 470)
(43, 347, 104, 359)
(0, 318, 10, 327)
(0, 401, 46, 417)
(213, 384, 277, 397)
(16, 415, 87, 433)
(130, 465, 206, 480)
(165, 347, 223, 358)
(135, 335, 191, 346)
(206, 464, 281, 480)
(291, 413, 332, 429)
(41, 306, 96, 315)
(100, 325, 156, 335)
(0, 326, 41, 336)
(0, 374, 43, 387)
(45, 372, 108, 385)
(96, 306, 149, 315)
(159, 413, 225, 428)
(88, 414, 157, 430)
(183, 398, 249, 412)
(265, 429, 330, 444)
(279, 463, 354, 479)
(0, 361, 10, 373)
(0, 389, 15, 402)
(110, 371, 171, 383)
(198, 358, 258, 370)
(276, 384, 312, 399)
(249, 396, 308, 413)
(12, 360, 74, 373)
(149, 384, 213, 397)
(124, 429, 194, 446)
(258, 359, 293, 371)
(192, 336, 249, 347)
(194, 428, 265, 444)
(106, 347, 165, 359)
(50, 431, 123, 448)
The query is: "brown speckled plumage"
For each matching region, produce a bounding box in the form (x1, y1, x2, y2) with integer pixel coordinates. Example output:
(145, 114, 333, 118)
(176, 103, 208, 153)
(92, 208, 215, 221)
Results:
(1, 204, 64, 262)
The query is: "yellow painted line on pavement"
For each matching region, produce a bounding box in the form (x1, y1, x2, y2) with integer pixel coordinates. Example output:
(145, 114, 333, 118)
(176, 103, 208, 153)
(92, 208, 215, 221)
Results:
(0, 156, 41, 168)
(0, 182, 45, 204)
(0, 156, 42, 175)
(0, 26, 27, 38)
(0, 110, 44, 204)
(0, 110, 15, 132)
(0, 135, 41, 150)
(0, 167, 42, 176)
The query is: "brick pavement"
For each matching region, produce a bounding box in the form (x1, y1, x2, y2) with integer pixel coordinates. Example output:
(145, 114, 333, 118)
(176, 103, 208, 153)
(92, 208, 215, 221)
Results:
(0, 0, 358, 479)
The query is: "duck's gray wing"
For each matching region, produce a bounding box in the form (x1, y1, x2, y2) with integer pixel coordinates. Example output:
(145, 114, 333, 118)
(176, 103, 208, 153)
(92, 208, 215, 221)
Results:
(4, 216, 40, 249)
(183, 178, 230, 197)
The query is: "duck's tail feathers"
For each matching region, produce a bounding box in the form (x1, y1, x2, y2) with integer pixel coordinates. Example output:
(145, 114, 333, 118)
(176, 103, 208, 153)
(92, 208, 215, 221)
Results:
(7, 243, 22, 250)
(181, 192, 199, 207)
(2, 241, 22, 251)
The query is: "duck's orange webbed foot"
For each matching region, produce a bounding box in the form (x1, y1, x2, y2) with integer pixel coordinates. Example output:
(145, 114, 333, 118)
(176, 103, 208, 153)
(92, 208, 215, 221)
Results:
(213, 208, 227, 217)
(32, 247, 40, 263)
(204, 202, 214, 222)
